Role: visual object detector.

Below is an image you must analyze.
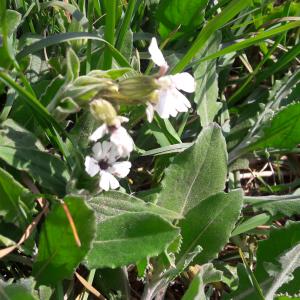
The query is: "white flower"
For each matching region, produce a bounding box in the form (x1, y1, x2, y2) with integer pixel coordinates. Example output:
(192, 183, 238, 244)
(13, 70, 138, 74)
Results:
(89, 116, 134, 157)
(146, 38, 196, 122)
(85, 141, 131, 191)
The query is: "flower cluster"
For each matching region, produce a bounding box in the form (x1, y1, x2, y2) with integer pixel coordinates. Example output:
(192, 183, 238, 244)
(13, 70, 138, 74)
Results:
(85, 99, 134, 191)
(84, 37, 195, 191)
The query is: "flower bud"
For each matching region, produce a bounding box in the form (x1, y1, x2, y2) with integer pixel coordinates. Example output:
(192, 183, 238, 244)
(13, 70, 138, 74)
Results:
(117, 76, 160, 103)
(89, 99, 117, 125)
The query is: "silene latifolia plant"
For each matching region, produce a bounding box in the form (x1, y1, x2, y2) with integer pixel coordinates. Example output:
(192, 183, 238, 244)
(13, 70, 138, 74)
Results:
(1, 1, 300, 300)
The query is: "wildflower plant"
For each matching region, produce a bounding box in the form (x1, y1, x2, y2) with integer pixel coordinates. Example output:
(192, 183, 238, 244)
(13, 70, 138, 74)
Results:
(0, 1, 300, 299)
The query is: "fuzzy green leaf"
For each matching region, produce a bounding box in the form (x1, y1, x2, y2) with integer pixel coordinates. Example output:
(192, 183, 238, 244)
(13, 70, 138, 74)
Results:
(156, 123, 227, 215)
(86, 212, 179, 269)
(0, 119, 69, 195)
(194, 31, 222, 126)
(177, 190, 243, 265)
(88, 191, 182, 222)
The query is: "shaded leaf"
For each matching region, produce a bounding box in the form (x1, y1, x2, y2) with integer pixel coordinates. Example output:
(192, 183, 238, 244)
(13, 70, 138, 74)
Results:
(182, 263, 223, 300)
(249, 103, 300, 150)
(33, 196, 95, 285)
(0, 119, 69, 195)
(244, 195, 300, 217)
(0, 167, 33, 228)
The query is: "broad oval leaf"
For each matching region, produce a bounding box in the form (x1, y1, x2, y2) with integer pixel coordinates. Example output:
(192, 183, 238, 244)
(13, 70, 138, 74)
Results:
(33, 196, 95, 285)
(156, 123, 227, 215)
(88, 191, 182, 222)
(86, 212, 180, 269)
(177, 190, 243, 265)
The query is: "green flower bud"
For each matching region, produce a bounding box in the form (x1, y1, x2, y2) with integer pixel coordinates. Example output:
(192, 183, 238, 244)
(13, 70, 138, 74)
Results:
(117, 76, 160, 103)
(89, 99, 117, 125)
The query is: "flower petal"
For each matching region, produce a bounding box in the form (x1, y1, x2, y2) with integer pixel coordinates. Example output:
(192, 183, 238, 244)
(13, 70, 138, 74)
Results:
(92, 142, 103, 160)
(154, 89, 177, 119)
(171, 88, 191, 111)
(171, 73, 196, 93)
(110, 161, 132, 178)
(110, 127, 134, 157)
(85, 156, 100, 177)
(146, 103, 154, 123)
(99, 170, 110, 191)
(99, 171, 120, 190)
(149, 38, 168, 68)
(89, 124, 108, 142)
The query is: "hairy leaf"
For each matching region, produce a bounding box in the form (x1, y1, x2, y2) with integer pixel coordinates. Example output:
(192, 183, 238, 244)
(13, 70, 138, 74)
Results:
(88, 191, 182, 222)
(156, 123, 227, 215)
(0, 119, 69, 195)
(177, 190, 243, 265)
(194, 31, 222, 126)
(86, 212, 179, 268)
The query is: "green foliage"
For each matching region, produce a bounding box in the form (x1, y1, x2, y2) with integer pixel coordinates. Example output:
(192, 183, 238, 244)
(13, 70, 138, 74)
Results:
(156, 123, 227, 215)
(182, 263, 223, 300)
(0, 167, 33, 228)
(33, 196, 95, 285)
(0, 0, 299, 298)
(86, 212, 179, 268)
(177, 190, 243, 265)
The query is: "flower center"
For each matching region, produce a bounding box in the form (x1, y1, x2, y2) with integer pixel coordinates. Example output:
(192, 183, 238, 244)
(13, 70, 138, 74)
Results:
(157, 76, 173, 90)
(99, 160, 110, 170)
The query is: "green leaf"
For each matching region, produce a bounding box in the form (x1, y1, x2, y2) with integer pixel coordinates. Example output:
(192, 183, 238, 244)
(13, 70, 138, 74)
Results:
(0, 10, 21, 36)
(182, 263, 223, 300)
(33, 196, 95, 286)
(231, 213, 271, 236)
(156, 0, 208, 37)
(16, 32, 131, 68)
(66, 48, 80, 82)
(249, 103, 300, 151)
(244, 195, 300, 217)
(86, 212, 179, 268)
(88, 191, 182, 222)
(156, 123, 227, 215)
(177, 190, 243, 265)
(232, 221, 300, 299)
(0, 167, 33, 228)
(0, 119, 70, 195)
(172, 0, 251, 74)
(0, 279, 38, 300)
(194, 31, 222, 127)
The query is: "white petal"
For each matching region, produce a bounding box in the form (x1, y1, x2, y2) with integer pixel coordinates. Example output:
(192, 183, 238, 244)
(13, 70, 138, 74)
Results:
(99, 171, 110, 191)
(89, 124, 108, 142)
(154, 89, 177, 119)
(146, 103, 154, 123)
(171, 88, 191, 112)
(100, 171, 119, 190)
(110, 127, 134, 157)
(171, 73, 196, 93)
(92, 142, 103, 161)
(110, 161, 131, 178)
(149, 38, 168, 68)
(85, 156, 100, 177)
